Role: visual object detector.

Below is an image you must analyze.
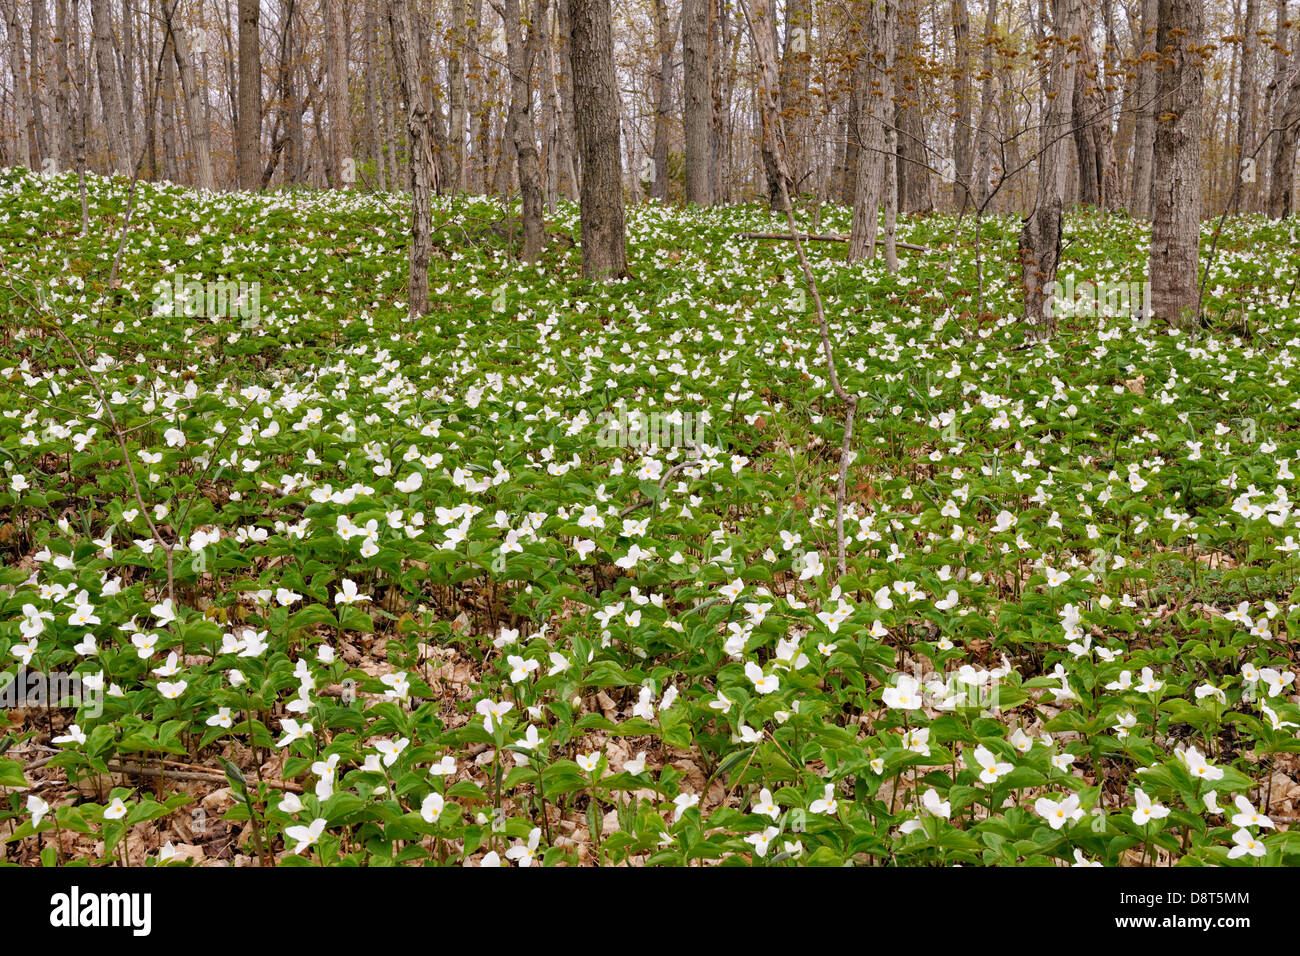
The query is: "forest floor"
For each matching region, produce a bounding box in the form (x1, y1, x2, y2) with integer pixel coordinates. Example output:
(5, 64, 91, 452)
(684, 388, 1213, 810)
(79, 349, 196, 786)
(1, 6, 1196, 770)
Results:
(1, 168, 1298, 866)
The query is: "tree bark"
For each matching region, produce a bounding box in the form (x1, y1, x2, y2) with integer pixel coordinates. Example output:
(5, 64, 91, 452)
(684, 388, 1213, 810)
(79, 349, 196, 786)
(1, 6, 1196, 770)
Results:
(4, 0, 35, 168)
(388, 0, 432, 315)
(568, 0, 626, 276)
(1234, 0, 1258, 210)
(757, 4, 784, 210)
(1268, 19, 1300, 217)
(91, 0, 131, 173)
(1129, 0, 1158, 216)
(1019, 0, 1080, 329)
(950, 0, 973, 210)
(1071, 0, 1119, 206)
(649, 0, 672, 199)
(850, 0, 891, 261)
(325, 0, 351, 187)
(683, 0, 711, 204)
(237, 0, 262, 189)
(54, 0, 71, 171)
(1149, 0, 1203, 325)
(780, 0, 810, 194)
(448, 0, 467, 189)
(159, 0, 216, 190)
(502, 0, 545, 260)
(974, 0, 997, 208)
(895, 0, 932, 212)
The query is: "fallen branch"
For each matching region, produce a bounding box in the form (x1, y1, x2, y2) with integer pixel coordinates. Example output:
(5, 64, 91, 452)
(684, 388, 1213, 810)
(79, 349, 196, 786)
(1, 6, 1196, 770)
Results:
(737, 231, 933, 253)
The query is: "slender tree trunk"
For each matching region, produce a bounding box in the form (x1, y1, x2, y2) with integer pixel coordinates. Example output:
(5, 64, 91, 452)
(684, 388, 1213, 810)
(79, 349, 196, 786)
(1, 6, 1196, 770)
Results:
(1019, 0, 1080, 329)
(448, 0, 467, 188)
(1263, 0, 1289, 202)
(780, 0, 810, 194)
(1071, 0, 1119, 206)
(1149, 0, 1204, 325)
(1268, 20, 1300, 217)
(388, 0, 432, 315)
(30, 0, 50, 164)
(951, 0, 973, 210)
(895, 0, 931, 212)
(850, 0, 894, 261)
(160, 28, 180, 180)
(1235, 0, 1259, 211)
(237, 0, 262, 189)
(4, 0, 35, 168)
(555, 0, 579, 194)
(757, 3, 784, 210)
(683, 0, 711, 204)
(650, 0, 672, 199)
(503, 0, 545, 260)
(1130, 0, 1157, 216)
(159, 0, 216, 189)
(568, 0, 626, 276)
(363, 0, 386, 188)
(53, 0, 71, 171)
(122, 0, 135, 156)
(974, 0, 997, 208)
(91, 0, 131, 173)
(325, 0, 351, 187)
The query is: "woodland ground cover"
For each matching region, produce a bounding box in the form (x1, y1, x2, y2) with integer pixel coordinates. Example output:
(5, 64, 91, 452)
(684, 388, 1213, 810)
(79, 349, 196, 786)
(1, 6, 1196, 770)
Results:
(1, 166, 1299, 866)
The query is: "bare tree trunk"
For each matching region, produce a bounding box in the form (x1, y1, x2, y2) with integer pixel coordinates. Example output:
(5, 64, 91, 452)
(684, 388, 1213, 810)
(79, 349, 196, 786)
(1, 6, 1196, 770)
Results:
(53, 0, 71, 171)
(448, 0, 467, 188)
(974, 0, 997, 208)
(1149, 0, 1203, 325)
(1235, 0, 1259, 210)
(159, 0, 216, 190)
(951, 0, 973, 210)
(122, 0, 135, 156)
(91, 0, 131, 173)
(568, 0, 626, 276)
(555, 0, 579, 195)
(29, 0, 50, 164)
(841, 41, 860, 205)
(882, 9, 899, 271)
(1019, 0, 1080, 329)
(709, 0, 729, 200)
(378, 12, 399, 189)
(503, 0, 545, 260)
(467, 0, 486, 191)
(4, 0, 35, 168)
(160, 28, 180, 180)
(388, 0, 431, 315)
(780, 0, 810, 195)
(1129, 0, 1157, 216)
(757, 4, 784, 210)
(649, 0, 672, 199)
(1263, 0, 1289, 203)
(422, 32, 453, 193)
(895, 0, 932, 212)
(325, 0, 351, 187)
(849, 0, 890, 261)
(363, 0, 387, 188)
(1268, 21, 1300, 217)
(1071, 0, 1119, 206)
(683, 0, 711, 203)
(72, 0, 90, 230)
(747, 0, 787, 212)
(237, 0, 262, 189)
